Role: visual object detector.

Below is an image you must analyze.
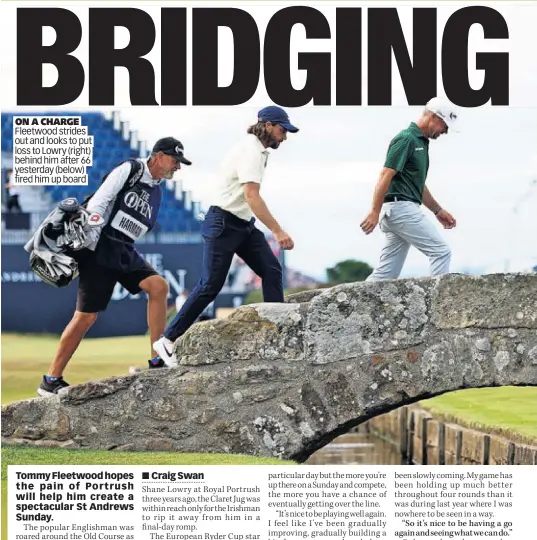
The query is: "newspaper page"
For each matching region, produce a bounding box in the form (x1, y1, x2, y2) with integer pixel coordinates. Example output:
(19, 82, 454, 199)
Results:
(1, 1, 536, 539)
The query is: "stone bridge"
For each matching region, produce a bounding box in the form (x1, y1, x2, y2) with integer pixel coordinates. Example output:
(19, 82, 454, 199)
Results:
(2, 274, 537, 462)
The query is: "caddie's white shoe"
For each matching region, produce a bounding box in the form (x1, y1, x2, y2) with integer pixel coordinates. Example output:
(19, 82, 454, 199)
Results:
(153, 336, 178, 367)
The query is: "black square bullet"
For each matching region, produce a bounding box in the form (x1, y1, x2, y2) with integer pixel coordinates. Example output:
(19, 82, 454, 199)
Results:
(142, 472, 149, 479)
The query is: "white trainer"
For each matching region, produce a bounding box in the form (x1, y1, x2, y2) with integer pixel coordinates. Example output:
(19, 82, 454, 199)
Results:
(153, 336, 178, 367)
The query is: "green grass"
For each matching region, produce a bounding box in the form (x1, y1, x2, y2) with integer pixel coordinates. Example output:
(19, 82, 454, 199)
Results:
(1, 333, 150, 404)
(419, 387, 537, 445)
(1, 480, 5, 540)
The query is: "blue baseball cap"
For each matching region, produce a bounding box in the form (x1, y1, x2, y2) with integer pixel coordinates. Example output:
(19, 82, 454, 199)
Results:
(257, 106, 299, 133)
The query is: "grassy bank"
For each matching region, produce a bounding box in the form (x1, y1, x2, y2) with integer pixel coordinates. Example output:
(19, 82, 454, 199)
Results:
(419, 386, 537, 445)
(1, 333, 150, 404)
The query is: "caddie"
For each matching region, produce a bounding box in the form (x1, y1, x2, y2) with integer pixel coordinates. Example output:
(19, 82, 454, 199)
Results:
(38, 137, 192, 396)
(361, 97, 458, 281)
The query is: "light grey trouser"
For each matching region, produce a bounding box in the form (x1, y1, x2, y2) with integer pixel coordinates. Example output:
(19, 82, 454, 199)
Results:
(367, 201, 451, 281)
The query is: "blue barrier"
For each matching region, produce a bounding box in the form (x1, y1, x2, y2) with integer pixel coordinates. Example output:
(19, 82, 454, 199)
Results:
(1, 244, 208, 337)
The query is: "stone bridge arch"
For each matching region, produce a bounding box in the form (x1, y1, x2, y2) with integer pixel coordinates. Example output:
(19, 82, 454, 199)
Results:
(2, 274, 536, 462)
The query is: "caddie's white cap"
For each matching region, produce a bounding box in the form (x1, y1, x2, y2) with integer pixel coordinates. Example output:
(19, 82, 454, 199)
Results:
(424, 97, 460, 132)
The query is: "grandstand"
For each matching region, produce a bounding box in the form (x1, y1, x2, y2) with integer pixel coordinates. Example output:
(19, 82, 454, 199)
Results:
(1, 111, 202, 237)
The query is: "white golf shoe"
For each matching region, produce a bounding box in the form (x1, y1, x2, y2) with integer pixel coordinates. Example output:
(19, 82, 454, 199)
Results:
(153, 336, 178, 367)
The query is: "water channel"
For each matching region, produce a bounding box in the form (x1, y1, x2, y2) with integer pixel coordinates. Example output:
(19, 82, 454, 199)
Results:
(306, 429, 404, 465)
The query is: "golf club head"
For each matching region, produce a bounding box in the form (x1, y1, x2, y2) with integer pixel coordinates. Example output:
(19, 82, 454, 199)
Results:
(58, 198, 80, 214)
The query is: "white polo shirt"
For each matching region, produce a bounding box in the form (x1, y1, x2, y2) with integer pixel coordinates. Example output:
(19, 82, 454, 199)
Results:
(211, 134, 270, 221)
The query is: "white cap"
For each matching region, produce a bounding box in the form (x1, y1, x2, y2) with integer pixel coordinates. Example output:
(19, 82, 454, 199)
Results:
(424, 97, 460, 132)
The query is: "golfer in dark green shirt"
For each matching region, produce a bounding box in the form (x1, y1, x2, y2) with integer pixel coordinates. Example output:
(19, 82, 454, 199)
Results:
(361, 97, 458, 280)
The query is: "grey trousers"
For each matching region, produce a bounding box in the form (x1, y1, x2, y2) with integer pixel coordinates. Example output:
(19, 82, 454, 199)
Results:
(367, 201, 451, 281)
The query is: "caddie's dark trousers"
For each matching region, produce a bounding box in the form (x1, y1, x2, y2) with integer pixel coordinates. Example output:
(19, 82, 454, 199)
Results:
(164, 206, 283, 341)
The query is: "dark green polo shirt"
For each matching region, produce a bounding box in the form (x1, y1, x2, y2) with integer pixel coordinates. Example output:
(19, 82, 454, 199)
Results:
(384, 123, 429, 204)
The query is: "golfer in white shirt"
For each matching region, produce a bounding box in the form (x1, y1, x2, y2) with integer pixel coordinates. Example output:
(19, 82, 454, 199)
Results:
(153, 106, 299, 366)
